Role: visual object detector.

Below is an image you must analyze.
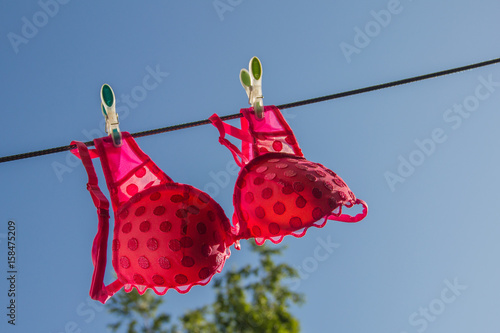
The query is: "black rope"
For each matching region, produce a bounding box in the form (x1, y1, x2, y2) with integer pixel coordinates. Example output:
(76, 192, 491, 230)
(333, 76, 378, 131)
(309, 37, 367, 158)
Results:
(277, 57, 500, 110)
(2, 56, 500, 164)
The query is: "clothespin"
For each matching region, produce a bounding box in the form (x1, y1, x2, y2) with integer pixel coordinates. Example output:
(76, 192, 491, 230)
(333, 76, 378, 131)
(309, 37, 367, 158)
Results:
(240, 56, 264, 118)
(100, 84, 122, 147)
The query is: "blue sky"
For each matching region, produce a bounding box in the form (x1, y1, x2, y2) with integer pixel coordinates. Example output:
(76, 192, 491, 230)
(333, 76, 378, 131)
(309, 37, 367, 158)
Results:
(1, 1, 500, 332)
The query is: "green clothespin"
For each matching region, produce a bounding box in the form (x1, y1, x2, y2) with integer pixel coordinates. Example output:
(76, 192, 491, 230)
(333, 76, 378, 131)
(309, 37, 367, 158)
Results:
(240, 56, 264, 118)
(100, 84, 122, 147)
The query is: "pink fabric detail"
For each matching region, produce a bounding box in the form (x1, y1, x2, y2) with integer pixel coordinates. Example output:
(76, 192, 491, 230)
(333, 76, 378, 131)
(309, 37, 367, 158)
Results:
(240, 105, 303, 161)
(209, 114, 249, 167)
(328, 198, 368, 223)
(211, 106, 368, 245)
(71, 145, 99, 159)
(94, 133, 173, 213)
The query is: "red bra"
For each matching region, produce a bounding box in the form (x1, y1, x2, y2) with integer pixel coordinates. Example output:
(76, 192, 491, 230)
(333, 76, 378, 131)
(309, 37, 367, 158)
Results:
(72, 133, 234, 303)
(210, 106, 368, 245)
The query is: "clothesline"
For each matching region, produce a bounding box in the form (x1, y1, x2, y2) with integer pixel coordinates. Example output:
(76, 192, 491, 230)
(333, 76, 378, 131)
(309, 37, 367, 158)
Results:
(1, 56, 500, 164)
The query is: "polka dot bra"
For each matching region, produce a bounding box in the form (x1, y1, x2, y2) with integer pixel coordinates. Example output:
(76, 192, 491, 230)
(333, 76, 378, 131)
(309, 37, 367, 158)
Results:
(72, 105, 367, 304)
(209, 106, 368, 245)
(72, 134, 233, 303)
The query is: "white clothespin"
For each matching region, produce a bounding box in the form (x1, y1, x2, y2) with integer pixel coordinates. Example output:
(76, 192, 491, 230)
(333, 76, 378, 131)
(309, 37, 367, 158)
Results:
(240, 56, 264, 118)
(100, 84, 122, 147)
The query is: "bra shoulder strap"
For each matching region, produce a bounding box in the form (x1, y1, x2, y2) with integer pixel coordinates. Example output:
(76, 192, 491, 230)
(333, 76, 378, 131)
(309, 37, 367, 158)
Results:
(71, 141, 123, 303)
(209, 114, 252, 167)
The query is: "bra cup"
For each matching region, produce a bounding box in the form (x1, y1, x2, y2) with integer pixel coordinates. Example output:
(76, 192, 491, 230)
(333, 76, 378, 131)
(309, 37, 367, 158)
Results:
(233, 153, 356, 244)
(113, 183, 233, 295)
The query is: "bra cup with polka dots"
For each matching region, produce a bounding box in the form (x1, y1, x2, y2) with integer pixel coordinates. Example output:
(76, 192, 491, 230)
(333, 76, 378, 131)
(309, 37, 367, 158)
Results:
(233, 153, 361, 244)
(210, 106, 368, 245)
(73, 132, 233, 302)
(114, 183, 232, 295)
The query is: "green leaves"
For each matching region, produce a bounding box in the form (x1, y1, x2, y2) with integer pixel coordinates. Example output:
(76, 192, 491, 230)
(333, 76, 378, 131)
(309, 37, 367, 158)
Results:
(107, 289, 172, 333)
(180, 240, 304, 333)
(107, 240, 304, 332)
